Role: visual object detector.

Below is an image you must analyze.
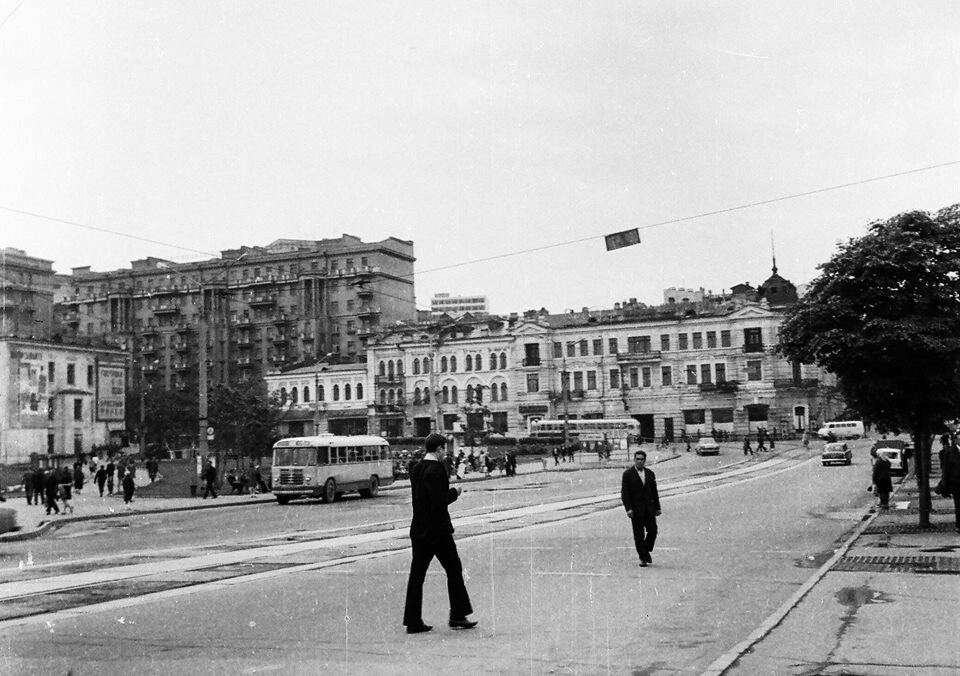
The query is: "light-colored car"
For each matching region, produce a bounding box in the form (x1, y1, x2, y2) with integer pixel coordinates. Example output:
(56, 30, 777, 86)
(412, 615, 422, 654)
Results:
(821, 442, 852, 466)
(873, 439, 911, 476)
(695, 438, 720, 455)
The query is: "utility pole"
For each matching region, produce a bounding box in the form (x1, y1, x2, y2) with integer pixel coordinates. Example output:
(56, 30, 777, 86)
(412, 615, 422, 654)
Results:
(312, 353, 332, 434)
(198, 288, 210, 468)
(561, 349, 570, 449)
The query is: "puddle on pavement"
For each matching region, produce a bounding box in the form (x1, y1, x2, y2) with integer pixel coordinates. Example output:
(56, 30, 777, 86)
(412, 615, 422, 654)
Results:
(833, 584, 891, 644)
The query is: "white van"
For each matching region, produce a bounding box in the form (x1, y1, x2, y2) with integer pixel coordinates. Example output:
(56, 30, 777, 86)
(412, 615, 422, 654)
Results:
(817, 421, 865, 440)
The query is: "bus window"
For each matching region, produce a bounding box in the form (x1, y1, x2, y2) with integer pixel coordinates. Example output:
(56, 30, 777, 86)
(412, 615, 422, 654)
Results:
(348, 447, 357, 463)
(317, 448, 330, 465)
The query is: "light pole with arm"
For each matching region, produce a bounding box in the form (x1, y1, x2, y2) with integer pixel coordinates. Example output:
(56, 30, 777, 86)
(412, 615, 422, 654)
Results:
(312, 352, 333, 434)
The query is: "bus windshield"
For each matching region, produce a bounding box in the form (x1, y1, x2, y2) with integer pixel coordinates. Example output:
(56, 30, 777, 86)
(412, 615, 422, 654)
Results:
(274, 447, 318, 466)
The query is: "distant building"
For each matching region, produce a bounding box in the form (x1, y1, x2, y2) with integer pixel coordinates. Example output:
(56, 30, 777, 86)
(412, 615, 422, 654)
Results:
(663, 287, 705, 305)
(430, 293, 488, 317)
(0, 248, 55, 339)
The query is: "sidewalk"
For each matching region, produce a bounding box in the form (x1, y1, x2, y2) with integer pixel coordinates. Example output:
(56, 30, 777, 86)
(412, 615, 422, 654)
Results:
(712, 468, 960, 675)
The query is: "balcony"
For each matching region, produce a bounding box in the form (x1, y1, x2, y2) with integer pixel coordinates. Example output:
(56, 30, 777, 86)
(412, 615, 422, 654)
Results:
(236, 335, 252, 345)
(236, 357, 252, 366)
(142, 363, 161, 374)
(272, 334, 289, 345)
(234, 316, 253, 325)
(522, 358, 541, 367)
(742, 343, 765, 353)
(140, 344, 159, 355)
(715, 380, 740, 393)
(152, 304, 180, 315)
(249, 295, 276, 308)
(141, 325, 160, 337)
(175, 382, 191, 392)
(357, 327, 374, 338)
(698, 382, 716, 392)
(357, 305, 381, 317)
(375, 374, 404, 386)
(356, 287, 374, 299)
(173, 362, 192, 372)
(272, 313, 291, 324)
(300, 333, 315, 342)
(175, 323, 193, 334)
(271, 355, 288, 365)
(616, 350, 662, 363)
(172, 340, 190, 352)
(773, 377, 821, 389)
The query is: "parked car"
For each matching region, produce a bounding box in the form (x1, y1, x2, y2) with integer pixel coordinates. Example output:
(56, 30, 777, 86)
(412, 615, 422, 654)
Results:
(872, 439, 911, 476)
(695, 438, 720, 456)
(821, 441, 852, 466)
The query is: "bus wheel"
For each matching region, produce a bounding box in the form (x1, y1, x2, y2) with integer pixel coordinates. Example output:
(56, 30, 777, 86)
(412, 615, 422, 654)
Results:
(322, 478, 337, 504)
(360, 475, 379, 498)
(276, 495, 291, 505)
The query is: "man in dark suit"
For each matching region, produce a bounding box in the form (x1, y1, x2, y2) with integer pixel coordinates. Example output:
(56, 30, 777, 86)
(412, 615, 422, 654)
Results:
(402, 433, 477, 634)
(621, 449, 662, 567)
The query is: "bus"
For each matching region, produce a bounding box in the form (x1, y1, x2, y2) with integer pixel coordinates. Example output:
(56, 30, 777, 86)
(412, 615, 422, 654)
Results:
(530, 418, 640, 445)
(271, 434, 394, 505)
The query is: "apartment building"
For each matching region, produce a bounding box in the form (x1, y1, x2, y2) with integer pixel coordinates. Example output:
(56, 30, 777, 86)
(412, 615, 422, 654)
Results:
(430, 292, 489, 317)
(53, 235, 416, 398)
(0, 248, 56, 339)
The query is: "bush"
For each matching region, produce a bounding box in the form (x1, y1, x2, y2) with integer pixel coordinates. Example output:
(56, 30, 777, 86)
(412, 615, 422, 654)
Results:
(483, 435, 518, 446)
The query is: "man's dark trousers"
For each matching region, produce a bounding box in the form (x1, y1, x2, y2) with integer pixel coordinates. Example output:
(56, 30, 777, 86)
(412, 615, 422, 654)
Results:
(630, 514, 657, 560)
(402, 534, 472, 625)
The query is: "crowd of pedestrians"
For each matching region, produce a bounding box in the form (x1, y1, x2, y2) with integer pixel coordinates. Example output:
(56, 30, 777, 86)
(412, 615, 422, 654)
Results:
(20, 455, 146, 515)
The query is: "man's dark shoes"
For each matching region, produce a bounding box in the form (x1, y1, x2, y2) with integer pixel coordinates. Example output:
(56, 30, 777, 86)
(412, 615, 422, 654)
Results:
(642, 553, 653, 565)
(638, 560, 648, 567)
(449, 617, 478, 629)
(406, 623, 432, 634)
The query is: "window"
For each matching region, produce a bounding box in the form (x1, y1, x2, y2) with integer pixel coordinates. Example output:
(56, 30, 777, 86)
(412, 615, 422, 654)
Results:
(499, 353, 506, 369)
(678, 334, 688, 350)
(451, 386, 458, 403)
(450, 356, 457, 372)
(73, 399, 83, 421)
(692, 332, 703, 349)
(686, 365, 698, 385)
(661, 366, 673, 386)
(706, 331, 717, 348)
(746, 360, 762, 381)
(422, 358, 431, 373)
(641, 367, 651, 387)
(526, 372, 540, 392)
(608, 337, 618, 354)
(475, 353, 482, 370)
(303, 386, 311, 403)
(48, 361, 55, 383)
(628, 336, 651, 353)
(465, 354, 473, 371)
(443, 413, 458, 431)
(67, 364, 76, 385)
(700, 364, 712, 384)
(500, 382, 507, 401)
(579, 339, 588, 356)
(593, 339, 602, 356)
(715, 363, 726, 382)
(524, 344, 541, 366)
(379, 361, 386, 376)
(441, 387, 449, 404)
(333, 385, 340, 401)
(566, 342, 575, 358)
(356, 383, 363, 399)
(744, 327, 764, 352)
(74, 432, 83, 454)
(318, 385, 324, 401)
(413, 358, 420, 375)
(720, 330, 732, 347)
(441, 356, 448, 372)
(609, 369, 620, 389)
(683, 409, 705, 425)
(492, 411, 508, 433)
(466, 385, 474, 402)
(345, 384, 351, 400)
(573, 372, 583, 390)
(291, 387, 299, 404)
(711, 408, 734, 423)
(660, 334, 670, 351)
(87, 365, 94, 386)
(630, 367, 639, 388)
(490, 353, 498, 370)
(490, 384, 498, 402)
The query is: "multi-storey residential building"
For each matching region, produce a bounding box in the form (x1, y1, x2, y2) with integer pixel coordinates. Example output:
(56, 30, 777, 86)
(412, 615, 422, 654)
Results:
(430, 293, 489, 317)
(0, 337, 128, 463)
(52, 234, 415, 401)
(1, 248, 56, 339)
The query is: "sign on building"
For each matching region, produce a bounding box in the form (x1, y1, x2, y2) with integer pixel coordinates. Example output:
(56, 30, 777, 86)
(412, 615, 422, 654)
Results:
(96, 363, 126, 421)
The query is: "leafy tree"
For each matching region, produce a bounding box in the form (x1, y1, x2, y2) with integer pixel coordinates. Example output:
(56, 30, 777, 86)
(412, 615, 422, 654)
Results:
(777, 205, 960, 527)
(208, 380, 283, 462)
(126, 386, 197, 450)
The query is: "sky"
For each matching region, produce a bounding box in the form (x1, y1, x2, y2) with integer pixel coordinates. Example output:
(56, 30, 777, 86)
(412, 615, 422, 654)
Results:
(1, 1, 958, 315)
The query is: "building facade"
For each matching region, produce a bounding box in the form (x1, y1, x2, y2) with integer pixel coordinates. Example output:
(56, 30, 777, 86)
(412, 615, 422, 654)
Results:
(0, 338, 128, 464)
(265, 362, 373, 438)
(1, 248, 56, 339)
(430, 293, 489, 317)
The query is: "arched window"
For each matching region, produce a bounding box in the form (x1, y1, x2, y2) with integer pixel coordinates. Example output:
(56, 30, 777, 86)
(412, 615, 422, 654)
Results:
(451, 385, 458, 404)
(291, 387, 298, 404)
(500, 382, 507, 401)
(442, 386, 449, 404)
(423, 388, 430, 404)
(475, 384, 483, 403)
(441, 356, 448, 372)
(318, 385, 324, 401)
(450, 356, 457, 372)
(466, 385, 474, 402)
(388, 389, 395, 403)
(423, 357, 431, 373)
(333, 384, 340, 401)
(396, 359, 403, 375)
(499, 353, 507, 369)
(356, 383, 363, 400)
(279, 387, 287, 405)
(303, 386, 311, 403)
(413, 358, 420, 375)
(380, 389, 387, 404)
(344, 383, 351, 400)
(491, 384, 499, 402)
(465, 355, 473, 371)
(378, 361, 385, 376)
(388, 361, 394, 378)
(489, 353, 497, 370)
(413, 387, 421, 405)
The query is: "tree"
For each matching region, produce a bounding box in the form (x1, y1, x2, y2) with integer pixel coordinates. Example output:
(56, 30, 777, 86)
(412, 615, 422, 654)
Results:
(126, 386, 197, 451)
(208, 380, 283, 463)
(777, 205, 960, 527)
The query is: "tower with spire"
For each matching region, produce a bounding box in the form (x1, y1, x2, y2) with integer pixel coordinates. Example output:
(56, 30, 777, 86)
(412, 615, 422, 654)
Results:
(757, 235, 798, 307)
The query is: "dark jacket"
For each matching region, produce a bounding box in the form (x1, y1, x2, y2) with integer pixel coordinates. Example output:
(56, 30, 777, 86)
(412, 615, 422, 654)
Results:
(872, 456, 893, 493)
(621, 467, 661, 518)
(409, 458, 459, 539)
(943, 444, 960, 484)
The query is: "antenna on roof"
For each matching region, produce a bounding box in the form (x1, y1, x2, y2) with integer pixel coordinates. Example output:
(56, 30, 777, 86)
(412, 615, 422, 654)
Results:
(770, 230, 778, 275)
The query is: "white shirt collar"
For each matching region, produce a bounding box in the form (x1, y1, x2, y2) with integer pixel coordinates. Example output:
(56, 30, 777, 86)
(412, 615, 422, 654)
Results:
(424, 452, 441, 462)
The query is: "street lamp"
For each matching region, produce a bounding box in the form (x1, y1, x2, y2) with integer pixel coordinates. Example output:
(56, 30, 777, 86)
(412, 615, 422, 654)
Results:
(313, 352, 334, 434)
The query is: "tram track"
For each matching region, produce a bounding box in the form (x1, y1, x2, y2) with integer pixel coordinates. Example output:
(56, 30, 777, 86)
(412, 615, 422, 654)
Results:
(0, 451, 814, 628)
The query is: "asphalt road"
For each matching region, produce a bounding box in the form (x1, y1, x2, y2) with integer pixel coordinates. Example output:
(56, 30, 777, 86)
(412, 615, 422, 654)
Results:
(0, 442, 877, 674)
